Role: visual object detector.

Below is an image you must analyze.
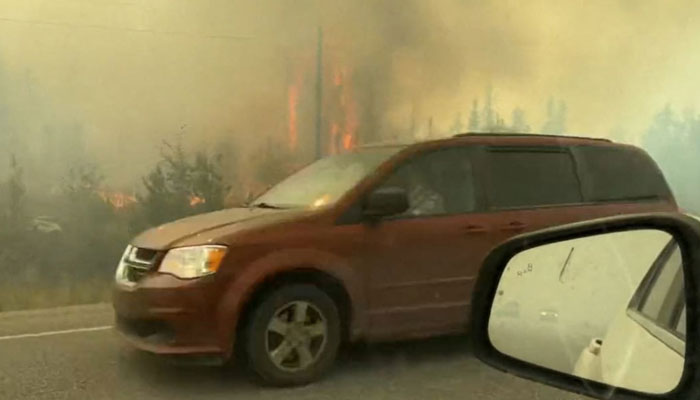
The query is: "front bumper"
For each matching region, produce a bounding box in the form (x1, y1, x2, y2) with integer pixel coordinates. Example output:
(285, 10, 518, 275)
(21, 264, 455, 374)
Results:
(112, 273, 224, 356)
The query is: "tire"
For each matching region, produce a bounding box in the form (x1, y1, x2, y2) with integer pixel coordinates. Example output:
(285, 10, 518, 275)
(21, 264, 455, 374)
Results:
(244, 284, 341, 386)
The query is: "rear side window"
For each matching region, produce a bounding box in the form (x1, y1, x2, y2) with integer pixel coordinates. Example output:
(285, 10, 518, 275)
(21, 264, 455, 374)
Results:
(573, 145, 673, 203)
(486, 149, 582, 209)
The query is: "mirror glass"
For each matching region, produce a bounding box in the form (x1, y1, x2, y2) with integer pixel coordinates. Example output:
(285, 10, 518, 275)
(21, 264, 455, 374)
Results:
(488, 229, 685, 394)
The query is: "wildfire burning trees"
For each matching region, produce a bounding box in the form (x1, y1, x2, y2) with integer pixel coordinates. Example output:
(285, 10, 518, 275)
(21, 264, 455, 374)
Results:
(285, 32, 361, 158)
(189, 195, 206, 207)
(287, 74, 302, 151)
(96, 189, 206, 211)
(330, 65, 358, 153)
(97, 190, 137, 210)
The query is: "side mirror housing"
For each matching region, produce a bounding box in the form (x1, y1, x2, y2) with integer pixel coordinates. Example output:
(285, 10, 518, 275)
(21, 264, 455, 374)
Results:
(470, 212, 700, 400)
(362, 186, 409, 218)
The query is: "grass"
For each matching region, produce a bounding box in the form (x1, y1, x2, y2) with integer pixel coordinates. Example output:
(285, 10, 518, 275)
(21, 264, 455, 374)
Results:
(0, 279, 113, 312)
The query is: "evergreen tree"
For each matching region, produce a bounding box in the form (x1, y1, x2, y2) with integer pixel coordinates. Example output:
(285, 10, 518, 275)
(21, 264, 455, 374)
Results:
(468, 100, 480, 131)
(135, 140, 228, 230)
(644, 105, 678, 158)
(139, 164, 179, 228)
(490, 112, 509, 133)
(510, 107, 530, 133)
(190, 152, 227, 212)
(541, 98, 556, 133)
(483, 85, 495, 130)
(511, 108, 529, 132)
(62, 163, 103, 195)
(5, 154, 25, 231)
(541, 97, 567, 134)
(642, 104, 700, 213)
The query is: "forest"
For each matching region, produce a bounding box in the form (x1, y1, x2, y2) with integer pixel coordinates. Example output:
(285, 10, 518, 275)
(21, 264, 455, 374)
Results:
(0, 91, 697, 311)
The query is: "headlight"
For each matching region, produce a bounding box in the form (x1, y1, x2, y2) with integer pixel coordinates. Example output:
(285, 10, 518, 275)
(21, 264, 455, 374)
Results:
(159, 245, 228, 279)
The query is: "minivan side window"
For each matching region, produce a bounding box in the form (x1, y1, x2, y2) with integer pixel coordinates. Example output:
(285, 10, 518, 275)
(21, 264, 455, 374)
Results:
(485, 149, 582, 209)
(573, 145, 673, 203)
(380, 148, 476, 217)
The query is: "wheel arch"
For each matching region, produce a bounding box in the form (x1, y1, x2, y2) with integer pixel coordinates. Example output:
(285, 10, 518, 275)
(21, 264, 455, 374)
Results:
(216, 251, 366, 359)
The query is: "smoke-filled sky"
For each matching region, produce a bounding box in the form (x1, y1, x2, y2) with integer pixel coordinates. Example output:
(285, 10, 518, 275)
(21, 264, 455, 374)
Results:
(1, 0, 700, 186)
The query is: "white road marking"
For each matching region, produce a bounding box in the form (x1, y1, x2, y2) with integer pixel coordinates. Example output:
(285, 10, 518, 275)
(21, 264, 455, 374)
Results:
(0, 325, 113, 341)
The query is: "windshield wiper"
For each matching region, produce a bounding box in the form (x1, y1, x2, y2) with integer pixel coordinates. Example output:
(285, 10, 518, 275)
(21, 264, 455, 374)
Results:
(248, 202, 286, 210)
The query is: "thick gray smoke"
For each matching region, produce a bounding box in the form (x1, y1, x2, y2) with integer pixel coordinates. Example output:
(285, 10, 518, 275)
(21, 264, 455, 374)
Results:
(2, 0, 700, 189)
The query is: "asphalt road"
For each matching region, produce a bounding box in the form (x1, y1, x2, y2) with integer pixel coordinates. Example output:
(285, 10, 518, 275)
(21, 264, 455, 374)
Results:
(0, 304, 583, 400)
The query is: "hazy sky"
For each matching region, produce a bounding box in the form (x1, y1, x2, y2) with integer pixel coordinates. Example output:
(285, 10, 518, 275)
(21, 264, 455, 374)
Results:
(1, 0, 700, 185)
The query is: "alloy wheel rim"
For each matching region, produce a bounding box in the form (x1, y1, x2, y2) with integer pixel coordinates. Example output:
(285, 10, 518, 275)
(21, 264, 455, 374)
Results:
(265, 300, 328, 372)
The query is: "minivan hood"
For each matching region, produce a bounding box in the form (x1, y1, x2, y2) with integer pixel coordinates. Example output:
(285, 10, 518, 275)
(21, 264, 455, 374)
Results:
(131, 207, 304, 250)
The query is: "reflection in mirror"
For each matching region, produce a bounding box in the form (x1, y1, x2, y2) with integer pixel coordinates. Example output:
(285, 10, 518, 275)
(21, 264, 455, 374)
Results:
(488, 229, 685, 394)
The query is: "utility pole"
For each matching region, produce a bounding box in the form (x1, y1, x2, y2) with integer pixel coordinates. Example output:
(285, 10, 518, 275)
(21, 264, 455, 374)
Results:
(314, 27, 323, 160)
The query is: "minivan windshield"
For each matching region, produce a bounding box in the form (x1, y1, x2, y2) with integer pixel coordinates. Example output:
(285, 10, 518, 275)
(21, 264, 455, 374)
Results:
(252, 147, 403, 209)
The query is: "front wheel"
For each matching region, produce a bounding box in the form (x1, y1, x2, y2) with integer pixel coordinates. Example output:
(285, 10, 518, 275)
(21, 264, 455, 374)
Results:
(244, 284, 341, 386)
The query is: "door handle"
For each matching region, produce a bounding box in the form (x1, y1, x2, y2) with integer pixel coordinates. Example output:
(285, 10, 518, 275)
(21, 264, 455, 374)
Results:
(501, 221, 527, 231)
(463, 224, 488, 233)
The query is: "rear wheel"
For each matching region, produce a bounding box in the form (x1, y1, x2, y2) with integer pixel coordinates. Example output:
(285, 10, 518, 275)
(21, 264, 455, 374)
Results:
(244, 284, 341, 386)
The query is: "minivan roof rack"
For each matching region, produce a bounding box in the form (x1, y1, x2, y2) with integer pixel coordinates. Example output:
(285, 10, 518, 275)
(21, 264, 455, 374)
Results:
(453, 132, 612, 142)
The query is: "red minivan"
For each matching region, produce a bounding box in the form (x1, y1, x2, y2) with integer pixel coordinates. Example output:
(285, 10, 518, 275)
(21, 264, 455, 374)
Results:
(113, 133, 677, 385)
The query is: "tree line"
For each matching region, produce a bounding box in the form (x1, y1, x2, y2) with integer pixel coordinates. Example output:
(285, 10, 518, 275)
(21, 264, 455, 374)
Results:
(447, 87, 567, 135)
(0, 139, 298, 311)
(1, 98, 698, 311)
(643, 105, 700, 214)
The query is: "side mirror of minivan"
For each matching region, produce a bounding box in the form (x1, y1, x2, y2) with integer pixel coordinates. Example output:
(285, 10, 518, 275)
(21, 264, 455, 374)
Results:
(470, 212, 700, 400)
(363, 186, 409, 218)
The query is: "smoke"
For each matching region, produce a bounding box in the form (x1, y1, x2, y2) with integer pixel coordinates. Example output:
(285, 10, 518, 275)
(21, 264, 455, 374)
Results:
(2, 0, 700, 188)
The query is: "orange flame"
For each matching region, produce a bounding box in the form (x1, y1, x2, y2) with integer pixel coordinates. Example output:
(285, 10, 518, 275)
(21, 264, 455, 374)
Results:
(342, 133, 353, 150)
(189, 195, 206, 207)
(97, 190, 137, 209)
(333, 66, 345, 86)
(330, 64, 357, 151)
(288, 42, 358, 155)
(287, 75, 301, 151)
(343, 95, 358, 150)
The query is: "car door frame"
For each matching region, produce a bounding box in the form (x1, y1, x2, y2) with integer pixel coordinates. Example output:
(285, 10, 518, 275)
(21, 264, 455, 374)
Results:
(626, 238, 686, 355)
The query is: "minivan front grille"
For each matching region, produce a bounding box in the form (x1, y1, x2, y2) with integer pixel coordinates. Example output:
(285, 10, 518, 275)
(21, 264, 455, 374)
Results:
(118, 246, 161, 285)
(134, 248, 158, 263)
(124, 261, 151, 283)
